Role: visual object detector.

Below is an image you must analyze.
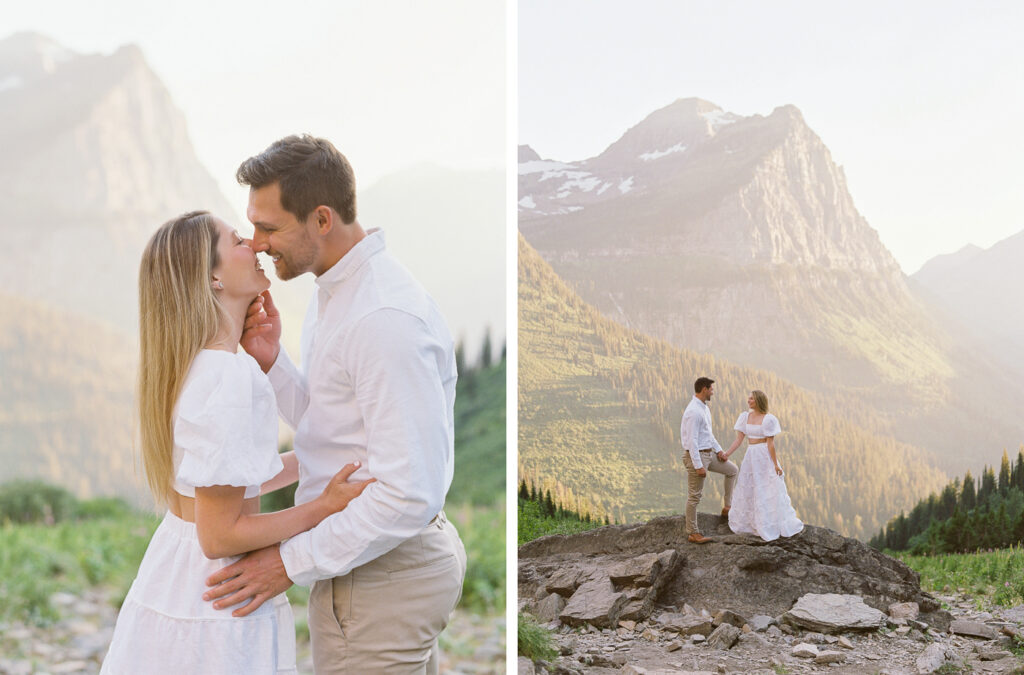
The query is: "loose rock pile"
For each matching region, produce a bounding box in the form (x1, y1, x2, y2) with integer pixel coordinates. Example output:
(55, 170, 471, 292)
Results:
(519, 513, 1024, 674)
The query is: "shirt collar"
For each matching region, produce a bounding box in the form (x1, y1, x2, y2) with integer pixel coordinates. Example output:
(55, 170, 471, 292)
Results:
(691, 395, 707, 408)
(315, 228, 385, 297)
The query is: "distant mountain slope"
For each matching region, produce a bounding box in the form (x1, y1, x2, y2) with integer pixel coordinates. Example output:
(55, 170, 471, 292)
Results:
(518, 235, 947, 540)
(519, 97, 1023, 474)
(0, 294, 143, 503)
(911, 231, 1024, 379)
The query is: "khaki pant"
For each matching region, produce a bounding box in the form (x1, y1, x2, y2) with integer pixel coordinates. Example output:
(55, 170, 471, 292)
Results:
(308, 513, 467, 674)
(682, 450, 738, 534)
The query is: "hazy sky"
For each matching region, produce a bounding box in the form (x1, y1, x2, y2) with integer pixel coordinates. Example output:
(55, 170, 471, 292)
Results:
(5, 0, 505, 218)
(519, 0, 1023, 274)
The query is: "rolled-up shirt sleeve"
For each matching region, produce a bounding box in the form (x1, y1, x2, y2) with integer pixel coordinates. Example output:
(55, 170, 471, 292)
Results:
(279, 308, 450, 586)
(266, 349, 310, 430)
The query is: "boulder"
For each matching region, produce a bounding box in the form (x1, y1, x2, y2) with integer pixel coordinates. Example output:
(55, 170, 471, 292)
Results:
(792, 643, 819, 658)
(814, 650, 845, 664)
(560, 578, 627, 628)
(950, 619, 998, 640)
(889, 601, 920, 621)
(656, 613, 713, 636)
(747, 614, 774, 632)
(518, 513, 951, 631)
(712, 609, 746, 628)
(517, 657, 536, 675)
(535, 593, 567, 622)
(784, 593, 887, 633)
(546, 568, 582, 597)
(609, 552, 663, 587)
(915, 642, 947, 674)
(706, 623, 741, 650)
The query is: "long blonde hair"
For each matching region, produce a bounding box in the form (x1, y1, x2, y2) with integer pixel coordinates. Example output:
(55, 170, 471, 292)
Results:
(138, 211, 223, 506)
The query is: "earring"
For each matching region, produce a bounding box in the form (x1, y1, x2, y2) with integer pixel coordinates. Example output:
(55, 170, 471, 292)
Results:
(213, 280, 224, 290)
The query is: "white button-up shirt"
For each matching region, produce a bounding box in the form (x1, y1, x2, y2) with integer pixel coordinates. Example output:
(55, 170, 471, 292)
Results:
(680, 396, 721, 470)
(268, 229, 457, 586)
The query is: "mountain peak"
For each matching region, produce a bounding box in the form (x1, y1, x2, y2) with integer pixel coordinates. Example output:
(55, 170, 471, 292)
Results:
(518, 144, 541, 162)
(0, 31, 79, 83)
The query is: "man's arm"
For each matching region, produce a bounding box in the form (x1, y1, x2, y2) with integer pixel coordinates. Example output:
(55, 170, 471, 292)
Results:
(279, 308, 451, 585)
(682, 409, 704, 469)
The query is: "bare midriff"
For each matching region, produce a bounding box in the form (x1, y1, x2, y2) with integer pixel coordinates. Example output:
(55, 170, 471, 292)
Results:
(169, 494, 261, 523)
(748, 438, 767, 445)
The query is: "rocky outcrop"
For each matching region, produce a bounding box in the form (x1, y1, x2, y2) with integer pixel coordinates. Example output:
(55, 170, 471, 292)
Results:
(519, 513, 950, 630)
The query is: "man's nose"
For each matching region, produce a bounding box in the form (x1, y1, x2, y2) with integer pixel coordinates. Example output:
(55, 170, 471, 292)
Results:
(250, 232, 269, 252)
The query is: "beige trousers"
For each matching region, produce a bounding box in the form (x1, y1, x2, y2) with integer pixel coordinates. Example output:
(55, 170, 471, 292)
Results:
(682, 449, 738, 534)
(308, 513, 467, 674)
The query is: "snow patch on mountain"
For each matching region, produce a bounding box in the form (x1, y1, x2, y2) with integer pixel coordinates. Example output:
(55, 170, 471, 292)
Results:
(639, 142, 687, 161)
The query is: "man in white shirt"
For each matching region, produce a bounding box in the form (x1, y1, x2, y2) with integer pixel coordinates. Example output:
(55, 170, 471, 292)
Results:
(202, 135, 466, 674)
(680, 376, 738, 544)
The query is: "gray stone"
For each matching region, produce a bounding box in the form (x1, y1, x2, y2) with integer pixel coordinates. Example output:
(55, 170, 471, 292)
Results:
(712, 609, 746, 628)
(915, 642, 947, 674)
(706, 623, 741, 650)
(803, 631, 827, 644)
(546, 568, 582, 597)
(665, 639, 683, 652)
(658, 613, 714, 636)
(536, 593, 567, 622)
(737, 631, 767, 648)
(975, 643, 1012, 661)
(748, 614, 773, 632)
(950, 618, 998, 640)
(791, 642, 819, 658)
(609, 551, 663, 587)
(784, 593, 887, 633)
(814, 650, 845, 664)
(692, 634, 706, 644)
(889, 601, 920, 621)
(560, 578, 627, 628)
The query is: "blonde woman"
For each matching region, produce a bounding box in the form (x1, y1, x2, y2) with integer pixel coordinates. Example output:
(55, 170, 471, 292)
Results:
(100, 212, 373, 674)
(720, 390, 803, 541)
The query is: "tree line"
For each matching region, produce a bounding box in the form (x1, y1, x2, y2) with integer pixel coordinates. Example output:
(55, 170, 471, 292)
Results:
(870, 448, 1024, 554)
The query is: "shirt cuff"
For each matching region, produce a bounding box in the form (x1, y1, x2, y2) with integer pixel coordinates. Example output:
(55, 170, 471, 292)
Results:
(266, 348, 299, 392)
(279, 533, 320, 587)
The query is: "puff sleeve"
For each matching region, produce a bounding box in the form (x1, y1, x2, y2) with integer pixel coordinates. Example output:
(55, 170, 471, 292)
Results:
(762, 414, 782, 437)
(734, 411, 750, 431)
(173, 357, 282, 489)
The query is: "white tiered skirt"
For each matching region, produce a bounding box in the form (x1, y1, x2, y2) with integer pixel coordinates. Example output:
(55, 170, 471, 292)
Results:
(728, 444, 804, 542)
(100, 511, 297, 674)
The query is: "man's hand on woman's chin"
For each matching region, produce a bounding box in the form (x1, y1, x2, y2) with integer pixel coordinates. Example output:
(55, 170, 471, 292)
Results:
(241, 290, 282, 372)
(203, 543, 293, 617)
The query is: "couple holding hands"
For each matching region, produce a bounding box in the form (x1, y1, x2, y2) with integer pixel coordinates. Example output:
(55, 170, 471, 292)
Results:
(680, 377, 803, 544)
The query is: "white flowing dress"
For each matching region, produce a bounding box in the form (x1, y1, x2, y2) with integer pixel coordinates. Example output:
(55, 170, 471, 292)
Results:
(100, 350, 296, 674)
(727, 411, 803, 542)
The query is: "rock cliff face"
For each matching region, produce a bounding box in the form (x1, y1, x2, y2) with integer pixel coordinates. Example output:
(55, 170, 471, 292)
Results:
(519, 513, 949, 631)
(0, 31, 235, 331)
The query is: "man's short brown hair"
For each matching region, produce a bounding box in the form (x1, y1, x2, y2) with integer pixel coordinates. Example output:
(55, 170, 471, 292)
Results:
(694, 377, 714, 394)
(236, 134, 357, 224)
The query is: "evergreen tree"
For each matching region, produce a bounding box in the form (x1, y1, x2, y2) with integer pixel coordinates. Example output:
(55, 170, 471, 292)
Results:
(455, 340, 467, 377)
(961, 471, 977, 511)
(479, 328, 493, 369)
(979, 466, 997, 504)
(1014, 450, 1024, 491)
(999, 450, 1012, 495)
(519, 479, 529, 501)
(940, 481, 959, 520)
